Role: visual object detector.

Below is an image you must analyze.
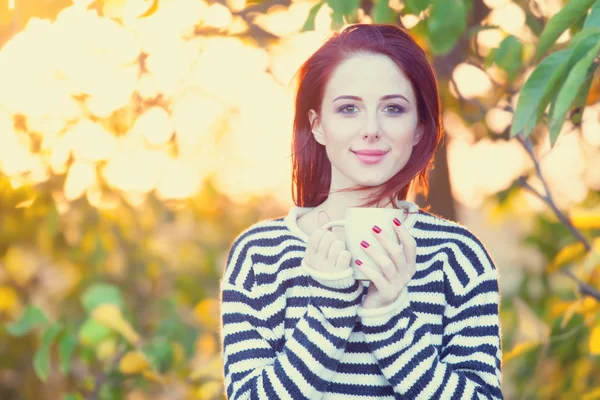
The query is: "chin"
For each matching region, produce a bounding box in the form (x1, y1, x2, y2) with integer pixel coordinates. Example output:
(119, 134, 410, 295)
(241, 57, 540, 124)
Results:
(351, 175, 391, 187)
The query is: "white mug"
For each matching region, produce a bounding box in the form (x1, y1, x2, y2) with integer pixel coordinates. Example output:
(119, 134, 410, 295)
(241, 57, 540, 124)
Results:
(322, 207, 409, 281)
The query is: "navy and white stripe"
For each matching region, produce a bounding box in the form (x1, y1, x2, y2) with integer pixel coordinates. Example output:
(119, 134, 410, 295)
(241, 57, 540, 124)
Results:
(221, 204, 503, 399)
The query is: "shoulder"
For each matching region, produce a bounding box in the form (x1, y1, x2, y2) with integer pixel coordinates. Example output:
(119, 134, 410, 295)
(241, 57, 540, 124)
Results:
(223, 217, 303, 288)
(413, 210, 497, 281)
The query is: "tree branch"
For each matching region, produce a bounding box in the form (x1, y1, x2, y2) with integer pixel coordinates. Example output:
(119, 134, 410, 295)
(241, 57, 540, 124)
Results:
(87, 347, 128, 400)
(514, 134, 600, 302)
(450, 68, 600, 302)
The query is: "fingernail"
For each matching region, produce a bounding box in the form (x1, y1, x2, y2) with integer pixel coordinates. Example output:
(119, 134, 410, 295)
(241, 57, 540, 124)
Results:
(393, 218, 401, 226)
(360, 240, 369, 248)
(355, 259, 363, 266)
(372, 225, 381, 234)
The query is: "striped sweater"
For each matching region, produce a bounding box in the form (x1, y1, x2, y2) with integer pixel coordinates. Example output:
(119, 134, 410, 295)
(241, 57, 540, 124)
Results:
(220, 201, 503, 399)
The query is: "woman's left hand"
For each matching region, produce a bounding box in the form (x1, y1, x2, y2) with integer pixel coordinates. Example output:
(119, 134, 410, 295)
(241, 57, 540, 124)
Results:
(356, 218, 417, 309)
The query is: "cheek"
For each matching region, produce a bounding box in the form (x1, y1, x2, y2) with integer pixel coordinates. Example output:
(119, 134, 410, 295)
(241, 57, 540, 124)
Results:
(383, 124, 418, 144)
(322, 119, 360, 142)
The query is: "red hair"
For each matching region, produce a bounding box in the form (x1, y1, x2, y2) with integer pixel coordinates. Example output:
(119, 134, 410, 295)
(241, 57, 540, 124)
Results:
(291, 24, 443, 208)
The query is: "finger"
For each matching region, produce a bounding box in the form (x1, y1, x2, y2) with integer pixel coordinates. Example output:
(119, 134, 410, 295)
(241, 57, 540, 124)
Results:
(327, 240, 345, 264)
(306, 228, 326, 256)
(392, 219, 417, 266)
(318, 210, 332, 231)
(316, 230, 336, 263)
(371, 225, 406, 273)
(356, 262, 390, 290)
(335, 250, 352, 270)
(358, 240, 396, 282)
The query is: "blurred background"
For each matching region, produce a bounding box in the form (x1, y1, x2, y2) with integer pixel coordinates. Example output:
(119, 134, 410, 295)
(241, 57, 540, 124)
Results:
(0, 0, 599, 399)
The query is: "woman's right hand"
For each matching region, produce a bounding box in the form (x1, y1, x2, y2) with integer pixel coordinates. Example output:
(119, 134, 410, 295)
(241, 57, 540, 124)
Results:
(303, 211, 352, 274)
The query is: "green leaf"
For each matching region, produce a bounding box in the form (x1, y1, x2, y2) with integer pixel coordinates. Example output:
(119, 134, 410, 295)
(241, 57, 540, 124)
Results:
(81, 283, 124, 313)
(5, 305, 49, 336)
(59, 328, 78, 375)
(404, 0, 430, 14)
(583, 0, 600, 28)
(78, 318, 112, 347)
(484, 48, 497, 69)
(571, 12, 588, 36)
(326, 0, 359, 30)
(510, 49, 573, 138)
(494, 35, 523, 82)
(568, 27, 600, 61)
(427, 0, 467, 54)
(143, 337, 174, 373)
(34, 323, 62, 381)
(535, 0, 597, 61)
(301, 1, 325, 32)
(64, 394, 83, 400)
(568, 66, 596, 125)
(372, 0, 395, 24)
(548, 40, 600, 144)
(526, 12, 544, 37)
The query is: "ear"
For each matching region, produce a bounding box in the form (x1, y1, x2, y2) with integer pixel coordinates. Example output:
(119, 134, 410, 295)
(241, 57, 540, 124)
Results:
(413, 125, 425, 146)
(308, 109, 325, 145)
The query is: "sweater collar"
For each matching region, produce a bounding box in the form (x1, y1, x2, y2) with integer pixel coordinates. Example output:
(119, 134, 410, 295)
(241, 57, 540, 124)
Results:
(284, 200, 420, 243)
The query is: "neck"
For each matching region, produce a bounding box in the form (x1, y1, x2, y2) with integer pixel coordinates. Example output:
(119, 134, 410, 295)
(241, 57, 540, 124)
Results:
(314, 187, 396, 221)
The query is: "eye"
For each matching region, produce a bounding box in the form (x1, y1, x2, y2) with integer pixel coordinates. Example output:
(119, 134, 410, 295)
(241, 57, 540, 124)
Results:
(338, 104, 359, 114)
(383, 104, 405, 114)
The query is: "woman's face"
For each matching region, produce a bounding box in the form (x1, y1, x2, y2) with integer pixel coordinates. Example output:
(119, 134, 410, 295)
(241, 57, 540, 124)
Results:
(308, 53, 423, 190)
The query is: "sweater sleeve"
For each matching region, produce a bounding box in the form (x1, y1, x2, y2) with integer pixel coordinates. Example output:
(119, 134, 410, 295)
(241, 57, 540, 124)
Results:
(221, 235, 363, 399)
(357, 255, 503, 399)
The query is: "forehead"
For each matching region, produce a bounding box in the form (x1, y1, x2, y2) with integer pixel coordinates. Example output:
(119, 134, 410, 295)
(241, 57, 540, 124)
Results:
(324, 53, 415, 102)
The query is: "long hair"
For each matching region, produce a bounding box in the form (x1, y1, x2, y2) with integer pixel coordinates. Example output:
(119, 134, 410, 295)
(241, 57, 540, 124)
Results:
(291, 24, 443, 208)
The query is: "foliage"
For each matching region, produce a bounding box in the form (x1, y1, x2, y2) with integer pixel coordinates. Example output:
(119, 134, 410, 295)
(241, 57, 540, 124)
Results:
(0, 0, 600, 398)
(0, 175, 284, 398)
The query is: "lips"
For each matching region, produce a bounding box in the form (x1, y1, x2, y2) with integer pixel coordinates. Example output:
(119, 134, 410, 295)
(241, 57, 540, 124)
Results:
(352, 149, 389, 164)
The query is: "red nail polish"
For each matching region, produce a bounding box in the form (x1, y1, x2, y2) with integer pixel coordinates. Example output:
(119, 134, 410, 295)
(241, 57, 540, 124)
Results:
(360, 240, 369, 248)
(355, 259, 363, 266)
(393, 218, 401, 226)
(372, 225, 381, 234)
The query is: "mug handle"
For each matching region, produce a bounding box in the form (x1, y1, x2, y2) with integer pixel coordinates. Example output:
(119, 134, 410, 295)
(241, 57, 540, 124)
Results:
(321, 220, 345, 230)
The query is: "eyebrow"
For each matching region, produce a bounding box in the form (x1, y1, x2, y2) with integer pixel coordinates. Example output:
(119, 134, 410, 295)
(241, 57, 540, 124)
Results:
(333, 94, 410, 103)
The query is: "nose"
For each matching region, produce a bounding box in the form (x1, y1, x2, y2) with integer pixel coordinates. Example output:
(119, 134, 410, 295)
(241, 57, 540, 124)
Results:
(363, 112, 380, 140)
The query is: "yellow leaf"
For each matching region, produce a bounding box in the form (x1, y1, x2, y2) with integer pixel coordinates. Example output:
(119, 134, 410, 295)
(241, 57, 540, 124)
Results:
(583, 386, 600, 400)
(142, 369, 165, 383)
(195, 380, 223, 400)
(590, 325, 600, 355)
(119, 351, 149, 374)
(194, 298, 220, 331)
(5, 246, 38, 286)
(96, 338, 118, 362)
(0, 285, 22, 318)
(549, 298, 571, 318)
(503, 340, 540, 363)
(195, 333, 217, 360)
(560, 300, 580, 330)
(582, 238, 600, 278)
(91, 304, 141, 345)
(580, 297, 600, 315)
(570, 207, 600, 230)
(547, 242, 587, 273)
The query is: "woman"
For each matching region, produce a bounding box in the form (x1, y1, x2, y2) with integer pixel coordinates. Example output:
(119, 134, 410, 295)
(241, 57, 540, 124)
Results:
(220, 24, 503, 399)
